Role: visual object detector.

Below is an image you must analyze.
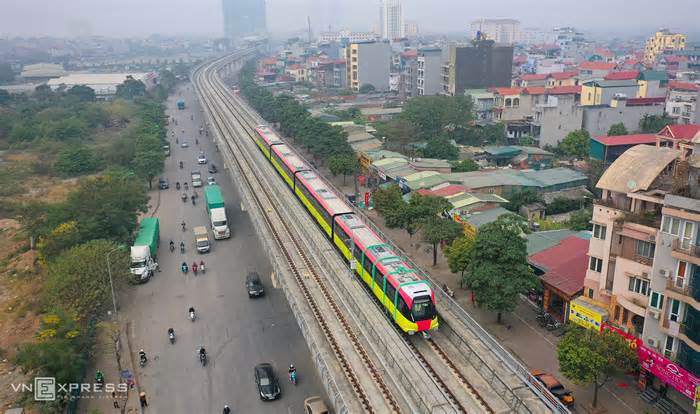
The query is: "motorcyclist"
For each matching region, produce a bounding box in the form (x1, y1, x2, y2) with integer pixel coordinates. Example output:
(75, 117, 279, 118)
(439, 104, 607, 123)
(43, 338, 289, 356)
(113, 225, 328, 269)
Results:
(288, 364, 296, 381)
(181, 221, 186, 231)
(179, 160, 183, 169)
(199, 260, 205, 273)
(168, 327, 175, 343)
(195, 138, 199, 145)
(189, 306, 196, 321)
(223, 405, 231, 414)
(191, 195, 196, 205)
(139, 349, 147, 364)
(180, 241, 185, 253)
(95, 370, 104, 384)
(192, 262, 198, 274)
(184, 182, 189, 190)
(181, 261, 188, 273)
(176, 181, 181, 190)
(169, 240, 175, 252)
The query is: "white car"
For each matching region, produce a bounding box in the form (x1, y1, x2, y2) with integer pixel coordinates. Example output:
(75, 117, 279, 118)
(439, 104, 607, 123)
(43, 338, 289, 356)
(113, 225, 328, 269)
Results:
(180, 141, 189, 148)
(198, 154, 207, 164)
(207, 176, 216, 185)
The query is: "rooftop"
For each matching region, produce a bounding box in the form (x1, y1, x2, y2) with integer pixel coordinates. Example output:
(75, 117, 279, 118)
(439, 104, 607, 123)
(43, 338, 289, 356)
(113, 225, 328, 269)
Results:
(579, 61, 616, 71)
(604, 70, 639, 80)
(492, 87, 523, 96)
(549, 71, 578, 80)
(46, 72, 150, 87)
(520, 73, 548, 81)
(416, 184, 470, 198)
(638, 70, 668, 82)
(405, 171, 448, 190)
(668, 81, 700, 91)
(464, 207, 512, 228)
(448, 167, 587, 190)
(583, 79, 638, 88)
(596, 145, 680, 193)
(528, 235, 591, 297)
(658, 124, 700, 141)
(450, 193, 509, 209)
(592, 134, 657, 146)
(546, 85, 582, 95)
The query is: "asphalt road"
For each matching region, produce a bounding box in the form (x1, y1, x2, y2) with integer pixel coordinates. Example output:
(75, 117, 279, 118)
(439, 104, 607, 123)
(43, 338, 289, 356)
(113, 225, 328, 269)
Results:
(118, 82, 327, 413)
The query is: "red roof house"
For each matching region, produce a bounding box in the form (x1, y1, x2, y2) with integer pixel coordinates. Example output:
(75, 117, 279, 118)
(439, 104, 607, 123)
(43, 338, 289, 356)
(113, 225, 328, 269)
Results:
(579, 61, 617, 71)
(604, 70, 640, 80)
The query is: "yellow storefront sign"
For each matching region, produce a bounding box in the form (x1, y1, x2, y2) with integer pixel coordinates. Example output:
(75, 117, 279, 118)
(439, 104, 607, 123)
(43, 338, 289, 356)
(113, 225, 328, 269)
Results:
(569, 300, 604, 331)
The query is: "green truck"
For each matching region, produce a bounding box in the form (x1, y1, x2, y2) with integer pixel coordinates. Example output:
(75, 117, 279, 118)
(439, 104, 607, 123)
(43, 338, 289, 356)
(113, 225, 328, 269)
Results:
(130, 217, 159, 282)
(204, 185, 230, 239)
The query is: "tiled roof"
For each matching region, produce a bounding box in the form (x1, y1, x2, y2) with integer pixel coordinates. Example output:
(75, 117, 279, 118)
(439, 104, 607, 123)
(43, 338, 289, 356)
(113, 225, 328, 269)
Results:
(592, 134, 657, 146)
(584, 79, 638, 88)
(604, 70, 639, 80)
(662, 55, 689, 63)
(549, 71, 578, 80)
(520, 74, 548, 81)
(626, 97, 665, 105)
(658, 124, 700, 140)
(417, 184, 469, 198)
(546, 85, 582, 95)
(523, 86, 546, 95)
(492, 87, 522, 96)
(668, 81, 700, 91)
(528, 236, 590, 297)
(261, 57, 277, 65)
(579, 61, 616, 71)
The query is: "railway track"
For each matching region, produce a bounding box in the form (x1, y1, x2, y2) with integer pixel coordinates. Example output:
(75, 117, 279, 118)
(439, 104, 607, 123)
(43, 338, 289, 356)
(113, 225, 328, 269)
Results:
(215, 57, 501, 414)
(194, 54, 400, 413)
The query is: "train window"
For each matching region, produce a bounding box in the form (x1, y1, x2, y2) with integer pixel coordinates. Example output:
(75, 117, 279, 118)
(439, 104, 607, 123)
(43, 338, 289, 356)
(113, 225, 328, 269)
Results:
(397, 296, 411, 319)
(273, 151, 292, 177)
(385, 281, 396, 304)
(334, 221, 349, 241)
(412, 295, 436, 321)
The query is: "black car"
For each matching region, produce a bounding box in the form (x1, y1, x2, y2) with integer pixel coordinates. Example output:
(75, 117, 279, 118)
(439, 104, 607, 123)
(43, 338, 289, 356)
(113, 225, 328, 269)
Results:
(159, 177, 169, 189)
(254, 363, 280, 401)
(208, 164, 218, 174)
(246, 272, 264, 298)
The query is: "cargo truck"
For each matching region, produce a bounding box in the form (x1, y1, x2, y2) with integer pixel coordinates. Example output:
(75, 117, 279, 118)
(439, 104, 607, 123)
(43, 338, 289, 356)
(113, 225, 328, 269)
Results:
(204, 185, 230, 239)
(130, 217, 159, 282)
(177, 99, 185, 110)
(194, 226, 211, 253)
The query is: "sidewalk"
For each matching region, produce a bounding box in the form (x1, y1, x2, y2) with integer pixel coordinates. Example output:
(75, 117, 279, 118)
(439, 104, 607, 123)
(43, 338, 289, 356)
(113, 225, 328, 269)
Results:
(81, 321, 142, 414)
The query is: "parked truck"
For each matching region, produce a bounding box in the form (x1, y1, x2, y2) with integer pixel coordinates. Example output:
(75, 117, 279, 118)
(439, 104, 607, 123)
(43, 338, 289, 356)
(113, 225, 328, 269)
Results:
(130, 217, 159, 283)
(194, 226, 211, 253)
(177, 99, 185, 110)
(204, 185, 230, 239)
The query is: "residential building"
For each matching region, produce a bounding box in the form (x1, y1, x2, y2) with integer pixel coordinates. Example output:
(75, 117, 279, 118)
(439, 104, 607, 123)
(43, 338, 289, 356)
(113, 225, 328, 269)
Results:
(345, 41, 391, 92)
(656, 124, 700, 158)
(469, 18, 521, 44)
(590, 134, 658, 164)
(520, 27, 556, 45)
(464, 89, 496, 123)
(441, 40, 513, 96)
(580, 79, 639, 106)
(582, 96, 665, 137)
(319, 30, 377, 43)
(531, 90, 583, 148)
(308, 59, 346, 89)
(404, 20, 419, 38)
(578, 61, 617, 80)
(644, 29, 687, 64)
(637, 70, 669, 98)
(446, 167, 588, 197)
(417, 47, 442, 96)
(379, 0, 404, 40)
(222, 0, 266, 40)
(492, 87, 531, 122)
(583, 144, 680, 325)
(666, 81, 700, 125)
(19, 63, 65, 80)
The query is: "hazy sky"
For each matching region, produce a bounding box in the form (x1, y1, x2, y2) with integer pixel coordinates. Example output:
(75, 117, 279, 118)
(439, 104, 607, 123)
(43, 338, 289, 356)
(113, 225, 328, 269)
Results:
(1, 0, 697, 39)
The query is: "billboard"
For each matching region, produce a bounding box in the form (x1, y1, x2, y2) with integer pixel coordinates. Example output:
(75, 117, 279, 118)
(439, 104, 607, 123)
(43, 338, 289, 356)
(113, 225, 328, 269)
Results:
(568, 300, 604, 331)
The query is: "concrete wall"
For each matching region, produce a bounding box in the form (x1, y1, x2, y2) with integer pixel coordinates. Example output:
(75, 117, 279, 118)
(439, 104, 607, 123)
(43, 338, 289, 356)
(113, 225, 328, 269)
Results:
(417, 49, 443, 96)
(452, 41, 513, 94)
(538, 95, 583, 148)
(582, 101, 664, 137)
(357, 42, 391, 91)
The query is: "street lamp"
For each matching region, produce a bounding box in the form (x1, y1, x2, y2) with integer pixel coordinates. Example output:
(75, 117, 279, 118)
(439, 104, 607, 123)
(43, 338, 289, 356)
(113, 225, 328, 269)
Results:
(106, 245, 126, 320)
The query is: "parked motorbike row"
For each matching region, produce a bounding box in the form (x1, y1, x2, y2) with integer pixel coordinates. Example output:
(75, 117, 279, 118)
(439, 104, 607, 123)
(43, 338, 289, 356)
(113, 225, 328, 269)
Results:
(536, 309, 563, 331)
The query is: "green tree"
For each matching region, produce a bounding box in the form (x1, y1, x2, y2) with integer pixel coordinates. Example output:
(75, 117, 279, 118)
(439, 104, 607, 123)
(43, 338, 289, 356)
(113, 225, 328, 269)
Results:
(466, 220, 537, 323)
(132, 147, 164, 189)
(401, 95, 473, 141)
(557, 327, 637, 408)
(0, 89, 11, 105)
(373, 185, 403, 216)
(423, 137, 459, 160)
(379, 118, 419, 153)
(569, 208, 593, 230)
(639, 114, 674, 133)
(607, 122, 628, 136)
(45, 240, 129, 320)
(46, 117, 89, 140)
(16, 201, 50, 249)
(0, 63, 14, 83)
(67, 85, 96, 102)
(54, 145, 97, 177)
(451, 158, 479, 172)
(359, 83, 376, 94)
(504, 189, 542, 213)
(116, 76, 147, 99)
(546, 197, 581, 214)
(445, 235, 475, 282)
(421, 217, 463, 266)
(559, 129, 591, 159)
(34, 84, 54, 100)
(328, 154, 357, 185)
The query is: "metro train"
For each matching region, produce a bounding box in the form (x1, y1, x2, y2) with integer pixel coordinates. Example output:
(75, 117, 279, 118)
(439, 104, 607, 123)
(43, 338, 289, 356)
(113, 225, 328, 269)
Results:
(253, 125, 438, 334)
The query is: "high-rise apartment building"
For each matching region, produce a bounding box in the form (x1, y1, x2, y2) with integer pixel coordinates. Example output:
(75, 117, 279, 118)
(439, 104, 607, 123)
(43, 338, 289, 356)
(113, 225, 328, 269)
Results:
(404, 21, 419, 38)
(379, 0, 404, 40)
(441, 40, 513, 96)
(345, 41, 391, 92)
(417, 47, 442, 96)
(644, 29, 687, 64)
(222, 0, 267, 40)
(469, 18, 521, 45)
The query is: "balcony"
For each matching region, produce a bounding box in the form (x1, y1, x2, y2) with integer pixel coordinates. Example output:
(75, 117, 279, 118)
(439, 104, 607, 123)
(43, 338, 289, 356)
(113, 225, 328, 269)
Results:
(671, 239, 700, 267)
(621, 211, 662, 228)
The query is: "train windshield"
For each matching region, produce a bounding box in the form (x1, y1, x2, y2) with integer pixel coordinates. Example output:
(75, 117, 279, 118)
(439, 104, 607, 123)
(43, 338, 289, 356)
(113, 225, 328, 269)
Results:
(411, 296, 435, 321)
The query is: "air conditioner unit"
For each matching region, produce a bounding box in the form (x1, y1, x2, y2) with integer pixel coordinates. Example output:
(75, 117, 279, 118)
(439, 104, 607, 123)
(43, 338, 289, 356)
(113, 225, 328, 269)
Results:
(648, 338, 659, 348)
(650, 310, 660, 320)
(659, 269, 670, 278)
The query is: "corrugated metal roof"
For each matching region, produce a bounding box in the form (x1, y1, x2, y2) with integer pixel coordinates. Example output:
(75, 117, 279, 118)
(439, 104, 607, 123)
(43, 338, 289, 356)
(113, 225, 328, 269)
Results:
(597, 145, 680, 193)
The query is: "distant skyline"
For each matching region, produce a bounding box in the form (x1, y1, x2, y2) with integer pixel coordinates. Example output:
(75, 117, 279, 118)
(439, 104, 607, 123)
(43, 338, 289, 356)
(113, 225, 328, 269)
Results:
(0, 0, 698, 39)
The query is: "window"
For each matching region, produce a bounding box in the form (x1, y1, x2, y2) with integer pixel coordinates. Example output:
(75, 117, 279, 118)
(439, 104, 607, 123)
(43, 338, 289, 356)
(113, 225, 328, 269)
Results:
(680, 221, 695, 249)
(669, 298, 681, 322)
(622, 308, 629, 324)
(593, 223, 607, 240)
(664, 336, 675, 357)
(635, 240, 655, 258)
(589, 256, 603, 272)
(614, 305, 621, 321)
(672, 106, 681, 114)
(649, 291, 664, 310)
(587, 288, 594, 299)
(628, 276, 650, 296)
(676, 261, 689, 288)
(662, 216, 681, 235)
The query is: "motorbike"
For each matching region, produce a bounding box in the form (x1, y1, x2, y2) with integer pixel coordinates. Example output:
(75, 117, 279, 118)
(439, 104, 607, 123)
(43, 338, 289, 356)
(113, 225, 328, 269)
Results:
(192, 263, 198, 275)
(199, 262, 205, 274)
(181, 222, 186, 232)
(168, 328, 175, 344)
(191, 195, 196, 206)
(169, 241, 175, 253)
(290, 371, 297, 385)
(546, 319, 563, 331)
(181, 263, 188, 274)
(179, 161, 183, 169)
(95, 372, 104, 390)
(176, 182, 181, 190)
(182, 193, 188, 202)
(189, 309, 196, 322)
(139, 352, 147, 368)
(199, 351, 207, 366)
(184, 182, 189, 190)
(180, 242, 185, 254)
